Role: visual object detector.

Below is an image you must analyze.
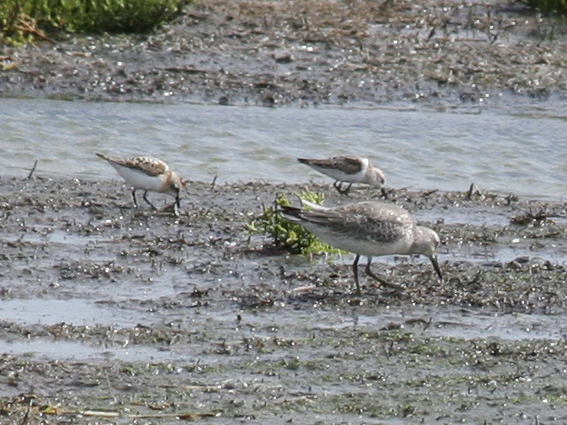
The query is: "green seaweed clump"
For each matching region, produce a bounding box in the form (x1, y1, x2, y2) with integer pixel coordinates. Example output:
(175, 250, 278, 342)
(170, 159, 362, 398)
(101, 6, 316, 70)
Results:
(246, 191, 343, 256)
(0, 0, 190, 44)
(521, 0, 567, 14)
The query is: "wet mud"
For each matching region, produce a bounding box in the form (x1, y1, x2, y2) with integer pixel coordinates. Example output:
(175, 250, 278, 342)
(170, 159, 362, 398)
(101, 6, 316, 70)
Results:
(2, 175, 567, 423)
(3, 0, 567, 422)
(1, 0, 567, 106)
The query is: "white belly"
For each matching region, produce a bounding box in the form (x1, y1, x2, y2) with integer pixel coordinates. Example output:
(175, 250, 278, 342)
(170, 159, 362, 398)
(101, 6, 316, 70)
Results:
(310, 228, 412, 257)
(115, 166, 167, 192)
(321, 168, 363, 183)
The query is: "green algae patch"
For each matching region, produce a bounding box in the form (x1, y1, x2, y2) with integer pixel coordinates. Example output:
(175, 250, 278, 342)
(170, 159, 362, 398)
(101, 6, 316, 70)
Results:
(0, 0, 190, 44)
(246, 191, 344, 256)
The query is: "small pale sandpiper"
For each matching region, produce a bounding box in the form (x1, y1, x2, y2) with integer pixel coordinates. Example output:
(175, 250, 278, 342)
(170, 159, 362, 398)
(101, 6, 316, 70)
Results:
(297, 156, 386, 196)
(281, 200, 442, 295)
(96, 153, 183, 210)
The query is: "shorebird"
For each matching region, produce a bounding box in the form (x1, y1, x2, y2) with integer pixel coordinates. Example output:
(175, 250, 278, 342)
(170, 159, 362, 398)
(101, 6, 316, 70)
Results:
(297, 156, 386, 196)
(96, 153, 183, 210)
(281, 200, 442, 295)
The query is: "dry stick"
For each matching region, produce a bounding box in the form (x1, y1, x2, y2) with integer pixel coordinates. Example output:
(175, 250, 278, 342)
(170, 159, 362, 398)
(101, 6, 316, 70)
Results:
(423, 317, 433, 331)
(15, 15, 55, 43)
(273, 198, 279, 246)
(19, 398, 33, 425)
(27, 160, 39, 179)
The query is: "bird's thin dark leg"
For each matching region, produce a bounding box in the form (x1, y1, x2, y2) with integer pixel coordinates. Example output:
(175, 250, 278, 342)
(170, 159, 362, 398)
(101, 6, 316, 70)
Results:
(132, 189, 139, 208)
(168, 191, 181, 216)
(334, 181, 351, 196)
(175, 191, 181, 210)
(333, 181, 343, 194)
(143, 190, 157, 210)
(365, 257, 404, 291)
(352, 254, 362, 296)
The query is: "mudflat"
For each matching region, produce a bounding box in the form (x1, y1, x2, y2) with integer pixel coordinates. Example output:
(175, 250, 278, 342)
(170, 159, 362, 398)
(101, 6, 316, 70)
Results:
(1, 0, 564, 106)
(1, 175, 567, 423)
(2, 0, 567, 423)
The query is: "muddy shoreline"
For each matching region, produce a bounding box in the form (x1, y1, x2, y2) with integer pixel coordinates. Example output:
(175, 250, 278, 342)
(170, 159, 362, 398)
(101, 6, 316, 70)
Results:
(1, 0, 567, 107)
(2, 175, 567, 423)
(3, 0, 567, 422)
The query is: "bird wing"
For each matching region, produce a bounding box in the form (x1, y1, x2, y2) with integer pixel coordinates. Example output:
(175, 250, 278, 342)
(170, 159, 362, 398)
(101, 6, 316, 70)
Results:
(329, 156, 364, 175)
(98, 154, 169, 177)
(299, 156, 363, 175)
(127, 157, 169, 176)
(298, 203, 411, 243)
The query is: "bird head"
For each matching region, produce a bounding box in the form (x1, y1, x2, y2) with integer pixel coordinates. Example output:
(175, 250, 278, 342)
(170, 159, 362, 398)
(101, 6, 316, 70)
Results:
(413, 226, 443, 281)
(169, 173, 184, 208)
(369, 167, 386, 188)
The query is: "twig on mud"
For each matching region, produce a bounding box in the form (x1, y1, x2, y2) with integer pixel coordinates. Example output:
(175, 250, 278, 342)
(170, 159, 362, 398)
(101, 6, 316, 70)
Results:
(81, 410, 215, 419)
(15, 15, 55, 44)
(288, 284, 317, 294)
(467, 182, 481, 200)
(510, 206, 566, 225)
(421, 189, 438, 197)
(27, 160, 39, 179)
(423, 317, 432, 331)
(19, 398, 33, 425)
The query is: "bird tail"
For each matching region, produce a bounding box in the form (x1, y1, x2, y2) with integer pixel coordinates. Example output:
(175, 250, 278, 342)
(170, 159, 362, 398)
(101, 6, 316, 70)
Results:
(279, 205, 302, 220)
(297, 158, 311, 165)
(96, 153, 109, 161)
(299, 199, 330, 211)
(280, 199, 330, 222)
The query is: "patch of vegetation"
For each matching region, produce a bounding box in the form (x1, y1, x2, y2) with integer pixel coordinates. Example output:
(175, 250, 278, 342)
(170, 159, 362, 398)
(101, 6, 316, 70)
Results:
(521, 0, 567, 14)
(246, 191, 343, 256)
(0, 0, 189, 44)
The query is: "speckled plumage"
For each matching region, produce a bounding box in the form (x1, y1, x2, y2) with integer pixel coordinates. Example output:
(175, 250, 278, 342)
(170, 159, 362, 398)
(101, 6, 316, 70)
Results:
(96, 153, 183, 210)
(297, 156, 386, 195)
(281, 200, 442, 294)
(110, 156, 170, 177)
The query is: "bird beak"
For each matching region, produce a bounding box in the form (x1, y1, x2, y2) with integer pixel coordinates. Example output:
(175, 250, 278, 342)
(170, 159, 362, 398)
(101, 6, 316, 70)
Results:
(430, 255, 443, 282)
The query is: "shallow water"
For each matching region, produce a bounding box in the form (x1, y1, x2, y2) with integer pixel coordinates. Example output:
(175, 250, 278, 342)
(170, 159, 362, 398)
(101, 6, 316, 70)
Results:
(1, 300, 563, 368)
(2, 98, 567, 201)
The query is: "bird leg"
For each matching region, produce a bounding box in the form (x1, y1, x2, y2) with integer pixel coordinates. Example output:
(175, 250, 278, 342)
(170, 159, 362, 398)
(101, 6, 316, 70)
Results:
(333, 181, 342, 194)
(352, 254, 362, 296)
(132, 189, 140, 208)
(365, 257, 405, 291)
(175, 191, 181, 210)
(142, 190, 158, 210)
(164, 193, 181, 216)
(334, 181, 352, 196)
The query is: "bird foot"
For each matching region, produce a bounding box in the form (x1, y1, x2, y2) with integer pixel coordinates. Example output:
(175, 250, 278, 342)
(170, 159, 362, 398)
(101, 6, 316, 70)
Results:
(366, 270, 405, 292)
(334, 182, 352, 196)
(158, 202, 180, 216)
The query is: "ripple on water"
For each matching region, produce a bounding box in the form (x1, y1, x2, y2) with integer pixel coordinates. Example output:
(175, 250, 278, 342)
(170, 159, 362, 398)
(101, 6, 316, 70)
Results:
(2, 99, 567, 200)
